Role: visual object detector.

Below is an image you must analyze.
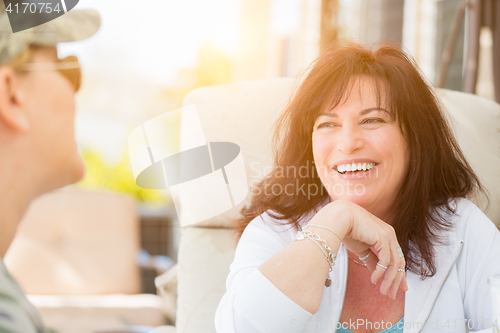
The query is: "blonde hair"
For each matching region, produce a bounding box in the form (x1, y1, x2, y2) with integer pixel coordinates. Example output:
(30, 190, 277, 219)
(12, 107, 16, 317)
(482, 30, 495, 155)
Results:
(7, 45, 39, 70)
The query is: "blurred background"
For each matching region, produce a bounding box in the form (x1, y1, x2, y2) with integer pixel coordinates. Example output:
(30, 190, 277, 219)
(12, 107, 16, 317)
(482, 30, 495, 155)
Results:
(65, 0, 497, 315)
(60, 0, 497, 209)
(7, 0, 497, 332)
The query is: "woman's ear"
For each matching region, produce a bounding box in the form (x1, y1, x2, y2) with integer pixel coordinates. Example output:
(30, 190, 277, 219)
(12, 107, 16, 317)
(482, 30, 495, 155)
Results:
(0, 66, 30, 132)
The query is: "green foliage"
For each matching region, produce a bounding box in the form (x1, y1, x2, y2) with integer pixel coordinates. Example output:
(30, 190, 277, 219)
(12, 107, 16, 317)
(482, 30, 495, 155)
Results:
(76, 147, 168, 204)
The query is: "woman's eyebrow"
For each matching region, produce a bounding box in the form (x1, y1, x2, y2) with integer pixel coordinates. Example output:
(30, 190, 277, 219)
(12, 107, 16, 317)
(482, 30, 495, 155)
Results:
(317, 107, 390, 118)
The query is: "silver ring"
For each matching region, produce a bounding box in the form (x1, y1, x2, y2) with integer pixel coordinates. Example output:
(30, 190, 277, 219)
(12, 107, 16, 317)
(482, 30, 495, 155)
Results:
(397, 247, 404, 258)
(358, 251, 371, 261)
(377, 263, 388, 269)
(398, 268, 404, 272)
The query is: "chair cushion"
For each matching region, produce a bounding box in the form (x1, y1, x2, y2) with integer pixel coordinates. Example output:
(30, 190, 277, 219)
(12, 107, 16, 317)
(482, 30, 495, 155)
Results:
(28, 294, 170, 333)
(176, 228, 236, 333)
(437, 89, 500, 225)
(180, 78, 297, 228)
(4, 189, 142, 295)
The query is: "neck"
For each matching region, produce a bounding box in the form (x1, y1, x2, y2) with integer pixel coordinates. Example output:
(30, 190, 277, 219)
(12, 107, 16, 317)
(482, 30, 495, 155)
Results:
(0, 147, 41, 259)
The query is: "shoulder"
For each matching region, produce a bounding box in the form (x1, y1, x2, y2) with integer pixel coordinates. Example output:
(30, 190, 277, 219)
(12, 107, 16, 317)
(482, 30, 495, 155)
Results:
(447, 198, 500, 314)
(450, 197, 497, 230)
(240, 199, 328, 247)
(0, 260, 21, 298)
(0, 261, 38, 333)
(239, 211, 298, 248)
(444, 197, 499, 243)
(229, 211, 310, 290)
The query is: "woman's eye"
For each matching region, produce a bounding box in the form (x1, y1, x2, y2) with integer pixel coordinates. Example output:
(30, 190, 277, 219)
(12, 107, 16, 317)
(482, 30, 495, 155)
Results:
(362, 118, 385, 124)
(316, 122, 339, 130)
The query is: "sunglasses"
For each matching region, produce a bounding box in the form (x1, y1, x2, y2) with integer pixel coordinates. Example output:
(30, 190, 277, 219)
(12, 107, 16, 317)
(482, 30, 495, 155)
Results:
(15, 56, 82, 92)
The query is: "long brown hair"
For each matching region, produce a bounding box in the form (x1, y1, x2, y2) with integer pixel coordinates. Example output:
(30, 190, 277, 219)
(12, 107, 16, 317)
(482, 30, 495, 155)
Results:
(234, 41, 487, 278)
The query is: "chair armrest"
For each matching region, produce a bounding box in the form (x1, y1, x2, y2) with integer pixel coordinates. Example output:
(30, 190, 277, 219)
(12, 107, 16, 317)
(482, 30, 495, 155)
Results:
(155, 264, 178, 293)
(150, 326, 176, 333)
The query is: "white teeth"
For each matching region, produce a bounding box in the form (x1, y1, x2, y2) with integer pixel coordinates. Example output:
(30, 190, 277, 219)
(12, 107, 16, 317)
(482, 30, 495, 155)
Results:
(335, 162, 376, 174)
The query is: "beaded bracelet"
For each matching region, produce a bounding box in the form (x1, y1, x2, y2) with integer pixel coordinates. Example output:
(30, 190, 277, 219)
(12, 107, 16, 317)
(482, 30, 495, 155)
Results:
(294, 230, 337, 287)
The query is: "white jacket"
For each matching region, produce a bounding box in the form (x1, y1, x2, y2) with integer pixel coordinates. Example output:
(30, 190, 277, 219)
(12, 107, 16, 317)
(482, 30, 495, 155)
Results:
(215, 198, 500, 333)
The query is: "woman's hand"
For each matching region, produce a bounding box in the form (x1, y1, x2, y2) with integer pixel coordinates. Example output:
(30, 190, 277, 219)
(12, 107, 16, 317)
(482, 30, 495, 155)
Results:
(313, 199, 409, 299)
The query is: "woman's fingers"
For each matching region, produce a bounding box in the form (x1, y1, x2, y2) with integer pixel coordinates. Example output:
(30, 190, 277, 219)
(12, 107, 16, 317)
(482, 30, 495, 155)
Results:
(387, 262, 405, 299)
(357, 247, 408, 296)
(402, 268, 409, 291)
(392, 245, 409, 292)
(339, 202, 410, 296)
(380, 240, 404, 295)
(369, 234, 406, 299)
(380, 260, 399, 296)
(370, 238, 391, 285)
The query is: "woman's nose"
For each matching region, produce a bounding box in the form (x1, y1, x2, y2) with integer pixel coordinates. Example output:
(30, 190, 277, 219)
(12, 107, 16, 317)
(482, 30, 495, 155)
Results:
(336, 126, 363, 153)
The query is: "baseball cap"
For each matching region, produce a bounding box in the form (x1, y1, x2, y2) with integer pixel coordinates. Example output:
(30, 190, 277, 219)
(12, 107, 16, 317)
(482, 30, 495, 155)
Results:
(0, 1, 100, 66)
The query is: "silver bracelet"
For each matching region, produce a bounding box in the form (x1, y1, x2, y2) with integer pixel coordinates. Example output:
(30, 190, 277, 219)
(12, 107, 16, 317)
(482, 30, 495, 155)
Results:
(295, 230, 337, 267)
(301, 234, 331, 264)
(305, 223, 343, 242)
(294, 230, 337, 287)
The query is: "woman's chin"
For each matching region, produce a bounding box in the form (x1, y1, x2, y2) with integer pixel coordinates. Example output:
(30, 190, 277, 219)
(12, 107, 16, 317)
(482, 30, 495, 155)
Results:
(330, 193, 370, 207)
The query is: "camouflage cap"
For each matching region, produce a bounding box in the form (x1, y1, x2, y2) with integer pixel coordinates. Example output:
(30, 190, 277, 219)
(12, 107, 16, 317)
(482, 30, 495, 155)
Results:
(0, 1, 100, 66)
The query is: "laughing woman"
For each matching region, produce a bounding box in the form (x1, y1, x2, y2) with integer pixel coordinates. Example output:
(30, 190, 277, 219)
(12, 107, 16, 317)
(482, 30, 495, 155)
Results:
(215, 41, 500, 333)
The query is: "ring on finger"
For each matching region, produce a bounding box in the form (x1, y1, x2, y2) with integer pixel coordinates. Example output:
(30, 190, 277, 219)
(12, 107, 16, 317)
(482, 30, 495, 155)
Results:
(377, 262, 388, 269)
(397, 247, 404, 258)
(397, 268, 404, 272)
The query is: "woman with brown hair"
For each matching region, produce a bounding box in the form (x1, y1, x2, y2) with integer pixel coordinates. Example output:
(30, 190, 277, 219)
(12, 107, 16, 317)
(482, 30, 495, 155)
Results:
(215, 41, 500, 333)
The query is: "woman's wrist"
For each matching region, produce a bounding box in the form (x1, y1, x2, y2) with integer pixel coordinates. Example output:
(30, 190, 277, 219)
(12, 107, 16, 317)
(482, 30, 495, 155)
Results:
(312, 199, 352, 240)
(304, 204, 348, 253)
(302, 225, 342, 254)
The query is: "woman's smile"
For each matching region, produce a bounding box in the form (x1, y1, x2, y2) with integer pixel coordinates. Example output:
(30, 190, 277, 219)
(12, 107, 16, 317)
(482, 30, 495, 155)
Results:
(312, 76, 409, 218)
(331, 162, 379, 180)
(335, 162, 377, 174)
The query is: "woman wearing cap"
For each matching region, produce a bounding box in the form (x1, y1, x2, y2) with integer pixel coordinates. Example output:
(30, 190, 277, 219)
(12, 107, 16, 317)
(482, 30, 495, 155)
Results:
(0, 7, 99, 333)
(215, 41, 500, 333)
